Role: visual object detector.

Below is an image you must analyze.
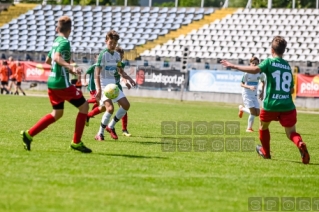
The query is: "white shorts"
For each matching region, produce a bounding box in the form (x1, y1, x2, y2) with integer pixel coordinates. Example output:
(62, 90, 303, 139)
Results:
(100, 89, 126, 106)
(242, 94, 260, 109)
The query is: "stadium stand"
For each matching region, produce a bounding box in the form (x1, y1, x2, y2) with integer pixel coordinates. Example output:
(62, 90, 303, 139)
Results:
(0, 3, 37, 27)
(0, 5, 216, 61)
(141, 8, 319, 69)
(0, 5, 318, 72)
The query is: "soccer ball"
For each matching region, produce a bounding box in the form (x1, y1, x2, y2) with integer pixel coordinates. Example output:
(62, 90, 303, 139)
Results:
(104, 83, 120, 99)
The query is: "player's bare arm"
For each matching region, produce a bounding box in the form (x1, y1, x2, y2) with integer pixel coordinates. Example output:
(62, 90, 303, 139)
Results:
(259, 81, 265, 100)
(117, 67, 136, 87)
(53, 52, 79, 75)
(83, 73, 88, 86)
(94, 66, 102, 101)
(241, 82, 255, 91)
(121, 78, 131, 89)
(45, 57, 52, 65)
(221, 60, 261, 74)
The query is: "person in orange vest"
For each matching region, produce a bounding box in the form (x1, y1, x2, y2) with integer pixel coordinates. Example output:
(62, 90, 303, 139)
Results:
(14, 62, 26, 95)
(8, 56, 17, 94)
(0, 60, 10, 94)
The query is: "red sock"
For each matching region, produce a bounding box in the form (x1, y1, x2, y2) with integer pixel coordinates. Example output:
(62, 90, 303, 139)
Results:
(259, 129, 270, 157)
(29, 114, 56, 137)
(92, 102, 98, 110)
(73, 112, 87, 144)
(290, 132, 302, 147)
(87, 98, 96, 103)
(88, 107, 101, 118)
(122, 113, 128, 130)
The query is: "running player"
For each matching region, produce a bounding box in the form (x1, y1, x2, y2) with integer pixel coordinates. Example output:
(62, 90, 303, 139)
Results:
(221, 36, 310, 164)
(83, 55, 99, 124)
(20, 16, 92, 153)
(14, 62, 26, 95)
(94, 30, 136, 140)
(7, 57, 17, 94)
(238, 56, 265, 132)
(0, 61, 10, 94)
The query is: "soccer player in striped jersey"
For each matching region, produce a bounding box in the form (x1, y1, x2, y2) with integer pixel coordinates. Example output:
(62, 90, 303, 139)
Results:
(20, 16, 92, 153)
(221, 36, 310, 164)
(238, 57, 265, 132)
(94, 30, 136, 140)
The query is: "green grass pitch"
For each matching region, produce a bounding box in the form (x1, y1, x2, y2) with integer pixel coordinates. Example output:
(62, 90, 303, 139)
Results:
(0, 95, 318, 212)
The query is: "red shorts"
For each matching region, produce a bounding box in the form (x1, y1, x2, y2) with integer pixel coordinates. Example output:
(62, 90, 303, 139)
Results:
(89, 90, 97, 100)
(260, 109, 297, 128)
(48, 86, 84, 107)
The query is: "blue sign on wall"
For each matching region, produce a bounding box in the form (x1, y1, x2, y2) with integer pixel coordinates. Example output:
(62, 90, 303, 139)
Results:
(189, 70, 244, 94)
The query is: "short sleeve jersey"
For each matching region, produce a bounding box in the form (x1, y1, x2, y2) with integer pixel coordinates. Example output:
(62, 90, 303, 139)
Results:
(47, 36, 72, 89)
(16, 66, 24, 82)
(96, 49, 121, 88)
(8, 62, 16, 77)
(86, 63, 96, 92)
(0, 66, 9, 81)
(258, 57, 295, 112)
(241, 73, 265, 97)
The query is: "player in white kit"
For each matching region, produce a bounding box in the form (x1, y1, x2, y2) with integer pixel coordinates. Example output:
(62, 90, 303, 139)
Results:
(238, 57, 265, 132)
(94, 30, 136, 140)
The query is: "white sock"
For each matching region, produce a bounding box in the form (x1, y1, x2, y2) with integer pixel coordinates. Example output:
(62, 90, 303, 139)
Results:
(108, 107, 127, 129)
(242, 107, 250, 114)
(248, 115, 255, 129)
(98, 112, 112, 135)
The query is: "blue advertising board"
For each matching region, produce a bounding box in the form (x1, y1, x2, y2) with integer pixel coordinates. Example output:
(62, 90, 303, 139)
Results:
(189, 70, 244, 94)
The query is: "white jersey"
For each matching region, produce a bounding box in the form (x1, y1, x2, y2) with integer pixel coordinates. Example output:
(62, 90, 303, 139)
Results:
(97, 49, 121, 87)
(242, 73, 265, 97)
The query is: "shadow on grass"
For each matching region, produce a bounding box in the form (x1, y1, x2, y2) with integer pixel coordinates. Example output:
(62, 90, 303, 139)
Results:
(272, 158, 319, 165)
(130, 141, 172, 145)
(135, 136, 177, 139)
(97, 153, 168, 159)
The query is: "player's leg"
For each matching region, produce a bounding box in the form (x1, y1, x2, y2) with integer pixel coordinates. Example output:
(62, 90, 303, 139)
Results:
(256, 120, 271, 159)
(67, 87, 91, 153)
(17, 82, 26, 95)
(88, 105, 105, 118)
(7, 79, 13, 94)
(95, 99, 113, 140)
(256, 109, 278, 159)
(246, 98, 260, 132)
(121, 112, 131, 137)
(108, 90, 130, 129)
(239, 96, 251, 118)
(12, 80, 17, 94)
(1, 81, 9, 94)
(106, 92, 130, 140)
(246, 108, 257, 132)
(20, 89, 63, 151)
(14, 81, 19, 95)
(118, 101, 130, 137)
(85, 90, 99, 126)
(280, 109, 310, 164)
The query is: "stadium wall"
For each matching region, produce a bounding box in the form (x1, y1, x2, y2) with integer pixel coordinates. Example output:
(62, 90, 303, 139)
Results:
(21, 82, 319, 109)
